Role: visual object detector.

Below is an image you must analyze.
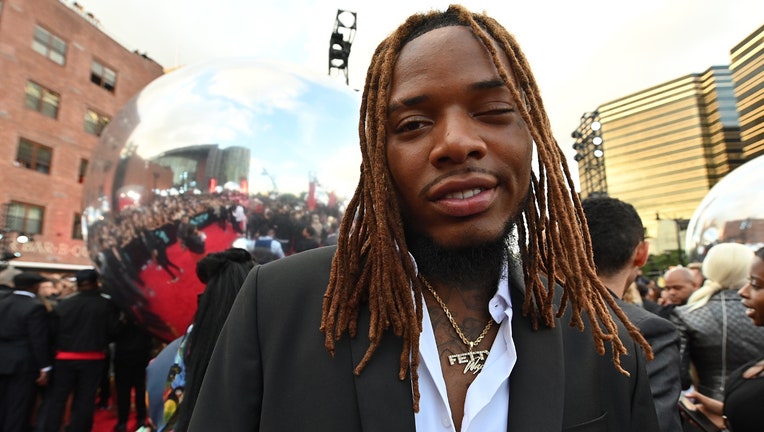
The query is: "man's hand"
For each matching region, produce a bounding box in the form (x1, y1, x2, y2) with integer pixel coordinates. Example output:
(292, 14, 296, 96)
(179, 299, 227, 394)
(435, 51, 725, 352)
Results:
(36, 369, 49, 386)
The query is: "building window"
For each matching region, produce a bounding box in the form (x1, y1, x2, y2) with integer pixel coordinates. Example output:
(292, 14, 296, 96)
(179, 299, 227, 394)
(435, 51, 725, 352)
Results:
(24, 81, 60, 119)
(84, 109, 110, 136)
(78, 158, 89, 183)
(31, 25, 66, 65)
(91, 60, 117, 92)
(6, 202, 44, 235)
(72, 212, 83, 239)
(16, 138, 52, 174)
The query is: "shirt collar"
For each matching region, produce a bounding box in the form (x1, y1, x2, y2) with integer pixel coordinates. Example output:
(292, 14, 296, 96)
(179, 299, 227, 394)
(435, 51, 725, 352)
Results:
(490, 262, 511, 324)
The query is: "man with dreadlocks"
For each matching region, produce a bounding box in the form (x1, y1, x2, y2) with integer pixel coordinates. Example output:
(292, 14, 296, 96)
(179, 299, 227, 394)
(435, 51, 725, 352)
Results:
(188, 5, 658, 431)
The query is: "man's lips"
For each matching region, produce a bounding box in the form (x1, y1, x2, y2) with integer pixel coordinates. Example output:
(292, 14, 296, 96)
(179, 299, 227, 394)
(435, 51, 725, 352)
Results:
(431, 186, 497, 217)
(426, 174, 497, 200)
(423, 172, 500, 217)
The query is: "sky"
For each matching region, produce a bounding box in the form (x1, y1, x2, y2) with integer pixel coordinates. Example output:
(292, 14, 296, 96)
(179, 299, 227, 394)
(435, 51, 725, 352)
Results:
(118, 58, 363, 197)
(76, 0, 764, 188)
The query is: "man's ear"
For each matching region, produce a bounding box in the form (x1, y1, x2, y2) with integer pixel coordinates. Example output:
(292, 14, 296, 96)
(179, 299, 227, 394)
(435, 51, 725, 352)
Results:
(634, 241, 649, 267)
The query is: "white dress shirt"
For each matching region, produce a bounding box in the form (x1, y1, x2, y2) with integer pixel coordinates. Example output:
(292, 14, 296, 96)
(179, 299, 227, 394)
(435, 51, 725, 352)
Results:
(415, 264, 517, 432)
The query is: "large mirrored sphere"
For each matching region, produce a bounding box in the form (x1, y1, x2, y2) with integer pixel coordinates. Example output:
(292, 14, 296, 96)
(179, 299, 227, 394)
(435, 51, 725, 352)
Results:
(686, 155, 764, 261)
(81, 58, 361, 341)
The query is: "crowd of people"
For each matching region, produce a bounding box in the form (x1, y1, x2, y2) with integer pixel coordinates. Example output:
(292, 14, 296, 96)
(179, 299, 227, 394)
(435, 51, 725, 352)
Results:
(6, 201, 762, 432)
(88, 191, 342, 282)
(0, 268, 125, 432)
(582, 196, 764, 432)
(2, 4, 764, 432)
(0, 195, 346, 432)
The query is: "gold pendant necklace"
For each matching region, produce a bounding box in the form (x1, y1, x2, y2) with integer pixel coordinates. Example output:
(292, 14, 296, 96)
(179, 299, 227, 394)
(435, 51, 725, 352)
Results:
(420, 276, 494, 375)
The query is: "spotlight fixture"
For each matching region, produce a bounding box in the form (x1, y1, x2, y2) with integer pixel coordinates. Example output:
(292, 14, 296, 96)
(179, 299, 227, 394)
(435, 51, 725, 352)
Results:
(328, 9, 357, 86)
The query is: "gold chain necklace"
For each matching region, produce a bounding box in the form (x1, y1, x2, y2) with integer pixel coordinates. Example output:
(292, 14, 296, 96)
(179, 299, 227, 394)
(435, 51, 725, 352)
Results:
(420, 276, 494, 375)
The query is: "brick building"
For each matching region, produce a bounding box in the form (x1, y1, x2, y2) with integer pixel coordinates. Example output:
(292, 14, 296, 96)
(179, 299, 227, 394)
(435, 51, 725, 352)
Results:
(0, 0, 164, 270)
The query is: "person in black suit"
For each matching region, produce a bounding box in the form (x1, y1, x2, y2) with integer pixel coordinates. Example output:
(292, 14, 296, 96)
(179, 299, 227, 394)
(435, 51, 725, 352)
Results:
(188, 5, 658, 431)
(113, 317, 154, 432)
(292, 225, 320, 253)
(38, 269, 121, 432)
(140, 227, 182, 282)
(582, 196, 683, 432)
(0, 271, 52, 432)
(98, 236, 145, 288)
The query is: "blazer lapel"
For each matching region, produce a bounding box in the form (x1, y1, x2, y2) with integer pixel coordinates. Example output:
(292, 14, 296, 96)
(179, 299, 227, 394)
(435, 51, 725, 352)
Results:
(350, 305, 416, 432)
(507, 257, 565, 431)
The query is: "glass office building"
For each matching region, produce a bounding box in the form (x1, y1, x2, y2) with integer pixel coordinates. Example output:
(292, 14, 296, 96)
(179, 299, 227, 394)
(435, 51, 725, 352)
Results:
(583, 67, 743, 248)
(731, 24, 764, 160)
(573, 22, 764, 253)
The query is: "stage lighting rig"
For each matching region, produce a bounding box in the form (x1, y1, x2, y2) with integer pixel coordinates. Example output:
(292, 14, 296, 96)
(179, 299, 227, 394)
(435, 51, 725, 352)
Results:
(328, 9, 357, 85)
(571, 111, 608, 198)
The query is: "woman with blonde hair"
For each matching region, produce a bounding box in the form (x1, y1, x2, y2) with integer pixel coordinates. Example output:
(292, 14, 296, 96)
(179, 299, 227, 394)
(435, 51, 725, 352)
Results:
(683, 246, 764, 432)
(687, 244, 752, 311)
(671, 242, 764, 399)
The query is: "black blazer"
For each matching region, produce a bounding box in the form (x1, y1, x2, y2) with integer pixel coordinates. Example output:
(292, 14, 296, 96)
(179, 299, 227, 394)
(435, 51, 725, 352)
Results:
(188, 246, 658, 431)
(0, 291, 50, 374)
(618, 300, 682, 432)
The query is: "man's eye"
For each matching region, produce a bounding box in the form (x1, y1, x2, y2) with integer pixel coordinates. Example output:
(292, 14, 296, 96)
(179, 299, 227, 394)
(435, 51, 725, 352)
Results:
(474, 105, 516, 121)
(394, 119, 428, 133)
(480, 107, 514, 115)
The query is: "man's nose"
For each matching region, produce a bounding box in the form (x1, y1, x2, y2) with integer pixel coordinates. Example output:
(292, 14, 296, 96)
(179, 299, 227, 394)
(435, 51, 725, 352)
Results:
(429, 111, 487, 165)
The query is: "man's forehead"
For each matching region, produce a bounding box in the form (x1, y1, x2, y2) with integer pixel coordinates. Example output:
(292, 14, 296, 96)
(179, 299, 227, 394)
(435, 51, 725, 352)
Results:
(388, 26, 520, 111)
(665, 277, 692, 287)
(396, 25, 517, 76)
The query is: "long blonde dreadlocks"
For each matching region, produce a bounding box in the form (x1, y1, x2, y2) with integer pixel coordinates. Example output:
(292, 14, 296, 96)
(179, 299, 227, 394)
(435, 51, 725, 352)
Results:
(320, 4, 652, 412)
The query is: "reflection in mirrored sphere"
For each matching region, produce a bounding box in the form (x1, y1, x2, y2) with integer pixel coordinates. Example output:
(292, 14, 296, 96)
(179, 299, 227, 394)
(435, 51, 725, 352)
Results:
(686, 155, 764, 261)
(81, 58, 361, 341)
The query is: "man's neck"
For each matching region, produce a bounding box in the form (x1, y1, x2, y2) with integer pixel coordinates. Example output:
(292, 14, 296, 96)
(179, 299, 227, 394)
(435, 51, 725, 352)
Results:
(408, 242, 506, 290)
(597, 270, 631, 299)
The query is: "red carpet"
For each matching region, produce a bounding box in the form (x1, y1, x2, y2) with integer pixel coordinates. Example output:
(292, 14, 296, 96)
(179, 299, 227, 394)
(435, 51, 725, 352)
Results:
(137, 223, 240, 341)
(93, 404, 144, 432)
(92, 223, 240, 432)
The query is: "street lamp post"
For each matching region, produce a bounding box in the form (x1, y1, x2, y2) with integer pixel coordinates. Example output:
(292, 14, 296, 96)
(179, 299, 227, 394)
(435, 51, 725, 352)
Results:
(674, 218, 689, 266)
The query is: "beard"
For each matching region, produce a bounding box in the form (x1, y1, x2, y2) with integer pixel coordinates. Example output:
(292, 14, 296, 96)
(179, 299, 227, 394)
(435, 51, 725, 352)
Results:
(406, 218, 517, 290)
